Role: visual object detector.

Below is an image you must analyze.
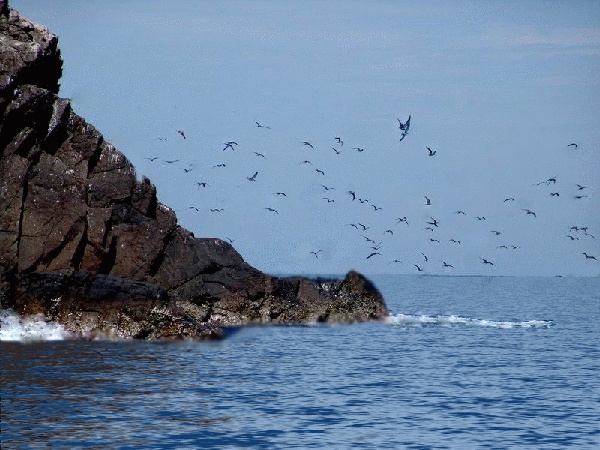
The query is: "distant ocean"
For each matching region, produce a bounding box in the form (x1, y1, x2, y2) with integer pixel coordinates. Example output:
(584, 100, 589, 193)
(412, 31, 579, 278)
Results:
(2, 275, 599, 449)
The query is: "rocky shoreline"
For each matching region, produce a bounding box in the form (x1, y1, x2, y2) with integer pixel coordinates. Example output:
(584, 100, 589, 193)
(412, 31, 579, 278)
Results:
(0, 2, 388, 340)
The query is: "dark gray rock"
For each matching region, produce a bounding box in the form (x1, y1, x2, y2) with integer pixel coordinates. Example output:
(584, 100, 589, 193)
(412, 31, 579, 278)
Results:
(0, 2, 388, 340)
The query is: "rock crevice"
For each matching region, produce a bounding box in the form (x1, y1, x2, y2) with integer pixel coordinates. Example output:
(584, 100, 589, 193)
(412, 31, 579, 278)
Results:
(0, 3, 388, 339)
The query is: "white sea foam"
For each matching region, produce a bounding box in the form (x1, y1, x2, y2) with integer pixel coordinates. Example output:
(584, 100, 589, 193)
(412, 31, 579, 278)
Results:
(386, 313, 553, 329)
(0, 309, 72, 341)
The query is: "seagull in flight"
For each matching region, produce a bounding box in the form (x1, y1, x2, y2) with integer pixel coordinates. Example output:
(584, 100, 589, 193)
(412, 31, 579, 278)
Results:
(310, 250, 322, 258)
(265, 207, 279, 214)
(424, 196, 431, 206)
(567, 143, 578, 148)
(397, 115, 411, 131)
(348, 190, 357, 201)
(247, 171, 258, 181)
(223, 141, 238, 151)
(332, 147, 341, 155)
(177, 129, 186, 139)
(315, 169, 325, 176)
(522, 209, 537, 217)
(582, 252, 597, 260)
(414, 264, 424, 272)
(503, 197, 515, 202)
(321, 184, 335, 191)
(255, 120, 271, 129)
(427, 217, 439, 227)
(367, 252, 381, 259)
(213, 163, 227, 168)
(334, 137, 344, 146)
(576, 184, 587, 190)
(197, 182, 209, 188)
(396, 217, 409, 226)
(302, 141, 314, 149)
(253, 152, 266, 158)
(442, 262, 454, 268)
(145, 156, 159, 162)
(426, 147, 436, 156)
(274, 192, 287, 197)
(480, 258, 494, 266)
(353, 147, 365, 152)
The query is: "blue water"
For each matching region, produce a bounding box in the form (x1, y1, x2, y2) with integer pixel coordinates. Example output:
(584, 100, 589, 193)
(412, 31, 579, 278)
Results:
(2, 275, 599, 449)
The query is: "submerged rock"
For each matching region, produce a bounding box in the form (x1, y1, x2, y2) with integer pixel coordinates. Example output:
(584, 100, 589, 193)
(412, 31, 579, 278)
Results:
(0, 2, 388, 339)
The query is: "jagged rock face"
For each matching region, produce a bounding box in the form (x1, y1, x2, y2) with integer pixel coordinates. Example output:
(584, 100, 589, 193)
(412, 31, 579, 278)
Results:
(0, 4, 388, 339)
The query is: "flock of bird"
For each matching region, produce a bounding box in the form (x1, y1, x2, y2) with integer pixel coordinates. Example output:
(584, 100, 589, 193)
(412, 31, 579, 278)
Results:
(143, 115, 597, 275)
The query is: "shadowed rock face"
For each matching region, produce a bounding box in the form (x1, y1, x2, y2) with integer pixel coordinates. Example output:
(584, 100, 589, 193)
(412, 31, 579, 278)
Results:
(0, 3, 388, 339)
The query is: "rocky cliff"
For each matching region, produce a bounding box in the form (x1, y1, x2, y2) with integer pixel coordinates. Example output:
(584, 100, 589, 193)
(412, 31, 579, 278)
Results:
(0, 3, 388, 339)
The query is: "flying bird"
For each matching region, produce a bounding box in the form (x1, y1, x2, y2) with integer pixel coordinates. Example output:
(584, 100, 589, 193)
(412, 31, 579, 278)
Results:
(414, 264, 424, 272)
(367, 252, 381, 259)
(274, 192, 287, 197)
(397, 115, 411, 131)
(302, 141, 314, 149)
(455, 210, 466, 215)
(334, 137, 344, 146)
(332, 147, 341, 155)
(145, 156, 159, 162)
(177, 129, 186, 139)
(164, 159, 179, 164)
(210, 208, 224, 213)
(212, 163, 227, 168)
(396, 217, 409, 226)
(310, 250, 322, 258)
(223, 141, 238, 151)
(264, 207, 279, 214)
(427, 217, 439, 227)
(315, 169, 325, 176)
(522, 209, 537, 217)
(426, 147, 436, 156)
(424, 196, 431, 206)
(323, 198, 335, 203)
(450, 239, 461, 244)
(372, 205, 382, 211)
(490, 230, 501, 235)
(255, 120, 271, 129)
(321, 184, 335, 191)
(353, 147, 365, 152)
(550, 192, 560, 197)
(567, 143, 578, 148)
(348, 190, 357, 201)
(582, 252, 597, 260)
(253, 152, 266, 158)
(576, 184, 587, 190)
(442, 262, 454, 268)
(196, 182, 209, 188)
(247, 171, 258, 181)
(422, 253, 428, 262)
(480, 258, 494, 266)
(357, 223, 370, 231)
(503, 197, 515, 202)
(384, 229, 394, 235)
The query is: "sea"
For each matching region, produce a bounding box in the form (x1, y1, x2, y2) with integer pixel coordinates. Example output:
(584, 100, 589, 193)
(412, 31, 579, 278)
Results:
(1, 275, 599, 449)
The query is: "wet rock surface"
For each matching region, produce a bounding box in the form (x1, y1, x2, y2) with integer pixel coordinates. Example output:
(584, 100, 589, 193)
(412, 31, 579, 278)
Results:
(0, 3, 388, 339)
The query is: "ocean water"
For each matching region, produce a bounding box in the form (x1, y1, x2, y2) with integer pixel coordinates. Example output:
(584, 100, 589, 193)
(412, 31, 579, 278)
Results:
(1, 275, 599, 449)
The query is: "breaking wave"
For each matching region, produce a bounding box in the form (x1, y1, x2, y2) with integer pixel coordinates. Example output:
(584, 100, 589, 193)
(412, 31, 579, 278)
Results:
(386, 313, 553, 329)
(0, 309, 72, 341)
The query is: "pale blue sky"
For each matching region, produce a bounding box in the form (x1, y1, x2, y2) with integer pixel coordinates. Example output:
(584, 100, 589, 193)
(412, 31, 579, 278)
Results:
(13, 0, 600, 276)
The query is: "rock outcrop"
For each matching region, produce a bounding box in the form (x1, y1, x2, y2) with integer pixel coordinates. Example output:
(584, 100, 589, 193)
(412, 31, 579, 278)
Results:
(0, 3, 388, 339)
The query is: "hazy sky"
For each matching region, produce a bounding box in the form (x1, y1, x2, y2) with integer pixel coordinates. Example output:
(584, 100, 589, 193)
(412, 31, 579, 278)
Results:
(13, 0, 600, 276)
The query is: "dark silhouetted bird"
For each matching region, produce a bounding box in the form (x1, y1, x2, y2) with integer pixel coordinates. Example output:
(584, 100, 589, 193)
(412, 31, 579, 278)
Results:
(310, 250, 322, 258)
(223, 141, 238, 151)
(367, 252, 381, 259)
(334, 137, 344, 146)
(522, 209, 537, 217)
(247, 171, 258, 181)
(254, 152, 266, 158)
(567, 143, 578, 148)
(265, 207, 279, 214)
(302, 141, 314, 149)
(424, 196, 431, 206)
(582, 252, 596, 260)
(426, 147, 436, 156)
(255, 120, 271, 129)
(481, 258, 494, 266)
(348, 190, 356, 201)
(177, 130, 186, 139)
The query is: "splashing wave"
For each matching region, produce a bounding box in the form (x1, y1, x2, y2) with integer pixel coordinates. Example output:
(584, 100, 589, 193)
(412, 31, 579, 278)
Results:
(0, 309, 72, 341)
(386, 313, 553, 329)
